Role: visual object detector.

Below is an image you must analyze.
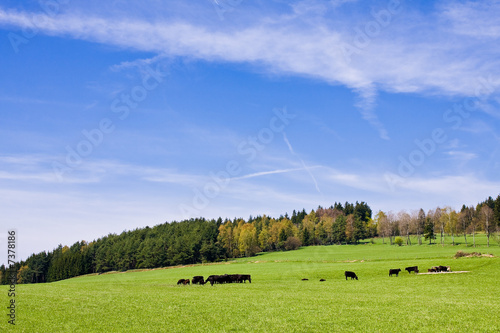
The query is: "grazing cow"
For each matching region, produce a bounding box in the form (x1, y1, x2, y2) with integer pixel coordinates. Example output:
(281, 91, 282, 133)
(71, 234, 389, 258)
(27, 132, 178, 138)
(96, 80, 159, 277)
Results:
(192, 276, 205, 285)
(438, 266, 450, 272)
(301, 278, 309, 281)
(205, 275, 219, 286)
(240, 274, 251, 283)
(219, 274, 230, 284)
(205, 274, 251, 285)
(345, 271, 358, 280)
(229, 274, 240, 283)
(389, 268, 401, 277)
(428, 268, 436, 273)
(405, 266, 419, 274)
(177, 279, 186, 285)
(319, 279, 326, 282)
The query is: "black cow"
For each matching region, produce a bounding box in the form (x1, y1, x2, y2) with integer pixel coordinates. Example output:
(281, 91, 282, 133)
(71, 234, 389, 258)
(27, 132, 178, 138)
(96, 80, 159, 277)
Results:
(438, 266, 450, 272)
(405, 266, 419, 274)
(301, 278, 309, 281)
(205, 275, 219, 286)
(319, 279, 326, 282)
(228, 274, 240, 283)
(192, 276, 205, 285)
(240, 274, 251, 283)
(206, 274, 251, 285)
(219, 274, 230, 284)
(177, 278, 190, 285)
(345, 271, 358, 280)
(389, 268, 401, 277)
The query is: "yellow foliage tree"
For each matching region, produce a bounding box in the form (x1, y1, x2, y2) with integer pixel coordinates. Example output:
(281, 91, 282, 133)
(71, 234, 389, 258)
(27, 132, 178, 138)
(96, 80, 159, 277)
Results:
(239, 223, 259, 257)
(17, 265, 29, 284)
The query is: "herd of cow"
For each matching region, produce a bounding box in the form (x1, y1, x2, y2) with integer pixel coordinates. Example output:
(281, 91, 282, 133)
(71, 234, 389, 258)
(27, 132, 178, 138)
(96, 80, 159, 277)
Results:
(345, 265, 452, 280)
(177, 265, 451, 285)
(388, 265, 451, 277)
(177, 274, 251, 286)
(427, 265, 451, 273)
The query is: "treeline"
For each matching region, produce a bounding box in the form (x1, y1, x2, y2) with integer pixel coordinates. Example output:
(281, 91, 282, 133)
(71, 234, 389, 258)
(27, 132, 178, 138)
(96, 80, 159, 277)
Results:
(0, 201, 371, 284)
(2, 196, 500, 285)
(1, 218, 221, 285)
(376, 195, 500, 247)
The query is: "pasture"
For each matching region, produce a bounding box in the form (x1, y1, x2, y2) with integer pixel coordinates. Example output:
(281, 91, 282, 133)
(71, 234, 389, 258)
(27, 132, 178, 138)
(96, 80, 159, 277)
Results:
(2, 237, 500, 332)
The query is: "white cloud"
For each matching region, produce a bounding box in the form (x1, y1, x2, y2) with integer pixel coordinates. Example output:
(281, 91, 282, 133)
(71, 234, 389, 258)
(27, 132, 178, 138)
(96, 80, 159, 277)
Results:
(329, 0, 358, 9)
(445, 150, 478, 162)
(3, 2, 500, 138)
(441, 0, 500, 39)
(2, 1, 500, 262)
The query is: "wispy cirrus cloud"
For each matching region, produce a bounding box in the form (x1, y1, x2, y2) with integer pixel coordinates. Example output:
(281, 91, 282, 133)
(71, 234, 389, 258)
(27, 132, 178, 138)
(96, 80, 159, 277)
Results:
(441, 0, 500, 39)
(2, 1, 500, 139)
(445, 150, 477, 162)
(230, 167, 312, 181)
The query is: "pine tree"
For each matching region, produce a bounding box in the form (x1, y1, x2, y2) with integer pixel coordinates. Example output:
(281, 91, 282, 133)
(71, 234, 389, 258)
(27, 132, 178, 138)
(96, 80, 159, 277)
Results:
(424, 217, 435, 244)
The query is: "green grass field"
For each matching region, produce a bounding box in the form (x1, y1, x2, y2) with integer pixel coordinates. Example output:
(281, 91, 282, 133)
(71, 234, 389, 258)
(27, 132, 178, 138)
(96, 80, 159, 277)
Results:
(2, 236, 500, 332)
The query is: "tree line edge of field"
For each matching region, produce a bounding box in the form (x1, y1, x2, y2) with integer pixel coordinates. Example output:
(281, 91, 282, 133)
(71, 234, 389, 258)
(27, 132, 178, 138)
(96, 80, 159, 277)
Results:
(1, 195, 500, 285)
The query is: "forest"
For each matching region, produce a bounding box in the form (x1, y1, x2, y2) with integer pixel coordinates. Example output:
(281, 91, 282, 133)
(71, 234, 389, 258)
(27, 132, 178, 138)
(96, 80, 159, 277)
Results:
(2, 195, 500, 285)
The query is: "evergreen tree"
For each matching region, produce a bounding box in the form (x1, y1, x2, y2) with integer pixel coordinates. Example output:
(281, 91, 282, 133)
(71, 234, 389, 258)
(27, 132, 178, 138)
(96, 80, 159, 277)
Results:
(424, 217, 435, 244)
(494, 195, 500, 227)
(8, 194, 500, 285)
(302, 227, 312, 246)
(354, 201, 372, 223)
(332, 215, 347, 244)
(344, 202, 354, 215)
(352, 217, 367, 243)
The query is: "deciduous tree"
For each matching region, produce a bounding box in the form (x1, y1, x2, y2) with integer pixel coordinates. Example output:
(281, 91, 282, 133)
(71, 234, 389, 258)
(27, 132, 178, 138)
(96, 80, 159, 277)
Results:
(479, 205, 494, 247)
(375, 211, 389, 244)
(398, 211, 412, 245)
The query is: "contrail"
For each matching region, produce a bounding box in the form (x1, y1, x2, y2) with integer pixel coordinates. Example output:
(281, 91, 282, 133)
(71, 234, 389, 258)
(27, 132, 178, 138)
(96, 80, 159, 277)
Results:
(282, 132, 321, 193)
(283, 133, 295, 154)
(230, 167, 308, 181)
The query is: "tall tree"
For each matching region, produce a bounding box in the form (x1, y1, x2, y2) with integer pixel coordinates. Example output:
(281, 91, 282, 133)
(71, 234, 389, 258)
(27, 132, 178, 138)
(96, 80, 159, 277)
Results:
(458, 206, 471, 246)
(345, 214, 355, 243)
(424, 216, 435, 245)
(375, 211, 389, 244)
(258, 226, 270, 251)
(494, 195, 500, 227)
(412, 209, 426, 245)
(239, 223, 259, 257)
(218, 222, 235, 258)
(354, 201, 372, 223)
(479, 205, 494, 247)
(332, 215, 347, 244)
(321, 216, 335, 245)
(462, 206, 478, 247)
(444, 208, 458, 246)
(432, 207, 445, 246)
(386, 212, 398, 245)
(398, 211, 412, 245)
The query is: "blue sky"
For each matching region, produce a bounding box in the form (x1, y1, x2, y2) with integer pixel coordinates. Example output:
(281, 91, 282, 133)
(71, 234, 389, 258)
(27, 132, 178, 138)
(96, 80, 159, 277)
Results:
(1, 0, 500, 264)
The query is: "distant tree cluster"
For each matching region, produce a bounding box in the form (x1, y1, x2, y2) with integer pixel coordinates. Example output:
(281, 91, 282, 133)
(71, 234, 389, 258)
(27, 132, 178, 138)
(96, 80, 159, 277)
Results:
(2, 195, 499, 285)
(374, 195, 500, 248)
(1, 218, 222, 284)
(219, 201, 373, 259)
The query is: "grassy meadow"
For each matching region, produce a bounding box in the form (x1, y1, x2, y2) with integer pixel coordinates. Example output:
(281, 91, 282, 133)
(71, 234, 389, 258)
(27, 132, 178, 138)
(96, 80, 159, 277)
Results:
(2, 235, 500, 332)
